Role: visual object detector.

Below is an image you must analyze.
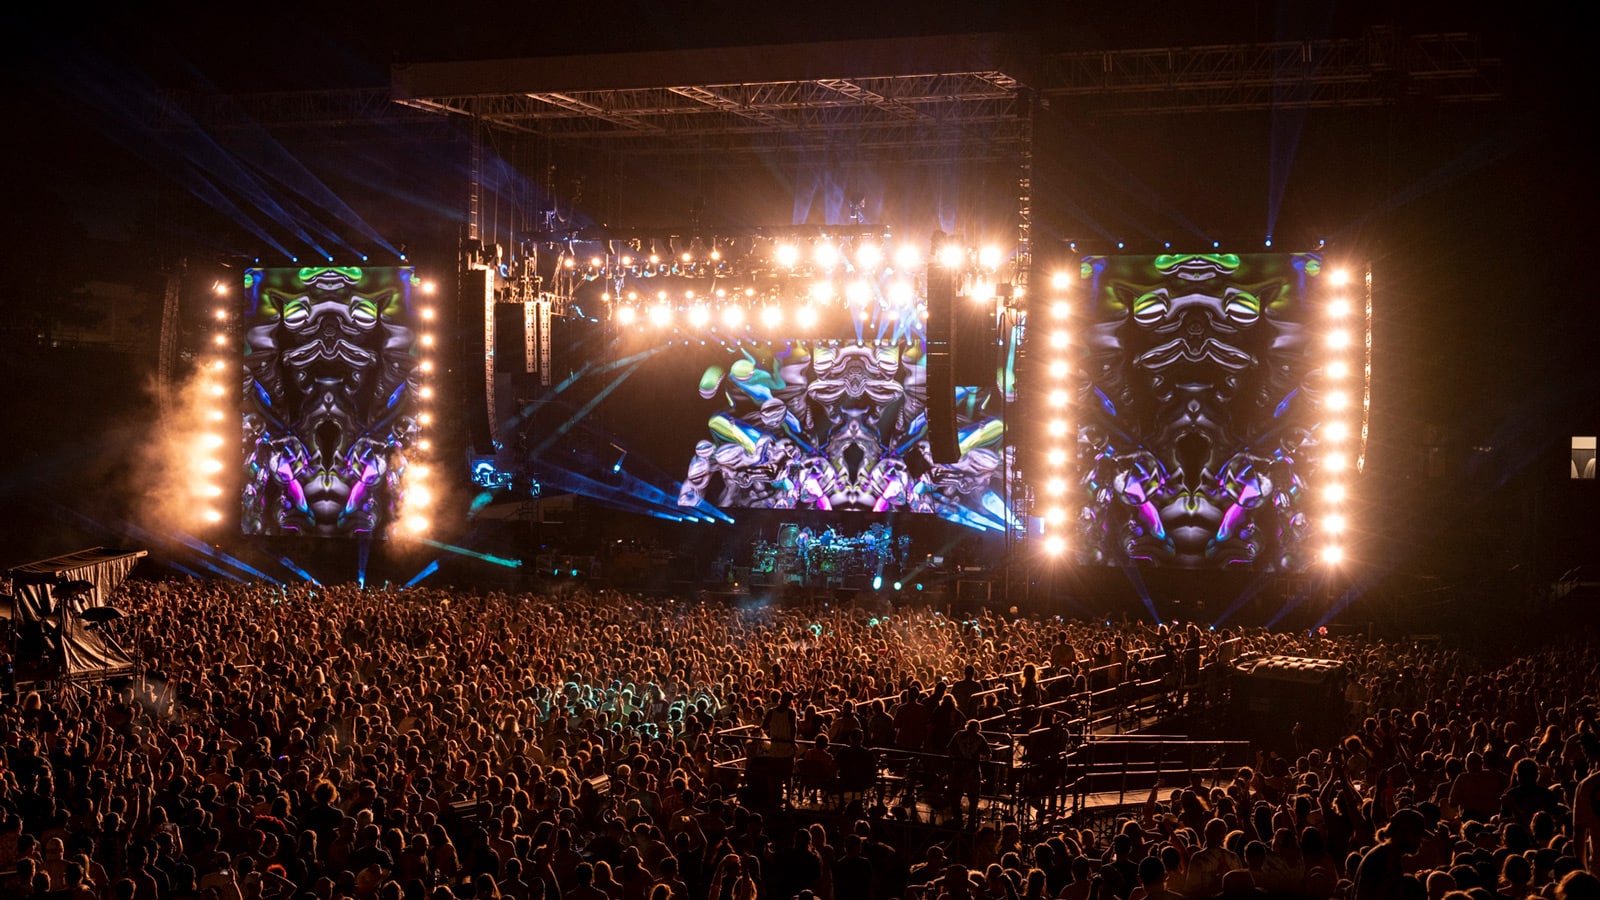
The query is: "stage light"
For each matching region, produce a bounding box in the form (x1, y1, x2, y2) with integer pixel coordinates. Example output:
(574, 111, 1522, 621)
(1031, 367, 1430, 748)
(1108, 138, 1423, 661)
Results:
(797, 306, 819, 328)
(1328, 298, 1352, 318)
(413, 464, 431, 478)
(418, 413, 433, 425)
(1047, 449, 1067, 465)
(1051, 300, 1070, 319)
(937, 243, 965, 269)
(689, 306, 710, 327)
(419, 387, 434, 399)
(617, 306, 637, 326)
(710, 249, 722, 261)
(721, 306, 745, 329)
(1328, 330, 1351, 349)
(562, 258, 575, 269)
(1051, 271, 1072, 291)
(418, 439, 432, 451)
(208, 383, 226, 397)
(648, 254, 660, 265)
(814, 242, 839, 269)
(1047, 360, 1069, 378)
(1047, 419, 1068, 437)
(421, 281, 437, 295)
(208, 409, 225, 422)
(1322, 421, 1349, 442)
(201, 458, 223, 474)
(200, 433, 223, 450)
(1045, 477, 1066, 495)
(204, 484, 224, 498)
(1326, 391, 1350, 411)
(421, 307, 436, 320)
(761, 306, 783, 328)
(213, 281, 229, 296)
(203, 509, 223, 524)
(1325, 483, 1347, 503)
(1323, 452, 1348, 472)
(1044, 536, 1066, 555)
(845, 280, 872, 305)
(970, 280, 995, 302)
(649, 304, 672, 327)
(214, 309, 228, 321)
(421, 334, 435, 347)
(894, 244, 921, 270)
(681, 252, 693, 263)
(1045, 507, 1066, 525)
(856, 243, 882, 269)
(1330, 268, 1351, 287)
(807, 280, 833, 303)
(684, 290, 697, 301)
(776, 244, 800, 268)
(888, 280, 914, 307)
(1050, 331, 1069, 348)
(410, 485, 434, 507)
(1047, 389, 1068, 407)
(211, 359, 227, 372)
(213, 334, 228, 346)
(1321, 545, 1344, 564)
(978, 245, 1003, 270)
(590, 256, 603, 268)
(405, 515, 429, 535)
(420, 360, 434, 373)
(621, 256, 633, 266)
(1326, 360, 1350, 379)
(1324, 513, 1347, 534)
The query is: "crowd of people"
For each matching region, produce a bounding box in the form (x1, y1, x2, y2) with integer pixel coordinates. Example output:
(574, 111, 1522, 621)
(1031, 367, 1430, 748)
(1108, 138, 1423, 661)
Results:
(0, 579, 1596, 900)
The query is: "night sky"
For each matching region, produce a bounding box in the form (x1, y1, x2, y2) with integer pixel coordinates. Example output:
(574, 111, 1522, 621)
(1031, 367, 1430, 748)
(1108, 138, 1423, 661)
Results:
(2, 2, 1594, 591)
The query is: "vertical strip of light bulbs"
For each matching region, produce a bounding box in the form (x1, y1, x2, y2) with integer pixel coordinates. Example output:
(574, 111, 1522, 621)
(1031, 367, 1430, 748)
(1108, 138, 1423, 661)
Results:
(1040, 268, 1074, 556)
(1318, 265, 1360, 565)
(199, 280, 232, 527)
(402, 275, 437, 536)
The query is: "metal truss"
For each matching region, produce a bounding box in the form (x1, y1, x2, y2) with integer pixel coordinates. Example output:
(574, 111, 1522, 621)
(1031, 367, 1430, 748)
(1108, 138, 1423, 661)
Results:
(1039, 32, 1500, 114)
(393, 71, 1026, 153)
(161, 32, 1497, 143)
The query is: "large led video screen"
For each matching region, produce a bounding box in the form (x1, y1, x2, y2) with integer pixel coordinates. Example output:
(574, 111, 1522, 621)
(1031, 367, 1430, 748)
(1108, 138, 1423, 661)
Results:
(1074, 253, 1335, 570)
(240, 266, 423, 537)
(501, 304, 1018, 532)
(679, 340, 1011, 524)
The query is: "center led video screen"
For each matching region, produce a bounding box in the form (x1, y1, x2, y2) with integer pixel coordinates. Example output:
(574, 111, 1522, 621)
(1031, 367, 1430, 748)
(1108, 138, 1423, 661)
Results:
(509, 301, 1018, 532)
(1073, 253, 1331, 571)
(679, 340, 1011, 525)
(240, 266, 423, 537)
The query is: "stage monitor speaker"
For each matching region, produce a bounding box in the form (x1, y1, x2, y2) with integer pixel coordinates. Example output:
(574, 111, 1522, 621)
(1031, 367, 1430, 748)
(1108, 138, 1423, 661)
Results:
(493, 303, 526, 373)
(926, 258, 960, 464)
(460, 267, 494, 453)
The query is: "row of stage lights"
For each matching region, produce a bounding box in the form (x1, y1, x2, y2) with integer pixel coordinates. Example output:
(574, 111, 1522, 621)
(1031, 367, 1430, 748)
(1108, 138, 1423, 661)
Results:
(1314, 266, 1366, 566)
(198, 276, 440, 537)
(197, 282, 235, 526)
(398, 277, 440, 537)
(564, 237, 1011, 281)
(576, 238, 1012, 329)
(1036, 271, 1076, 557)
